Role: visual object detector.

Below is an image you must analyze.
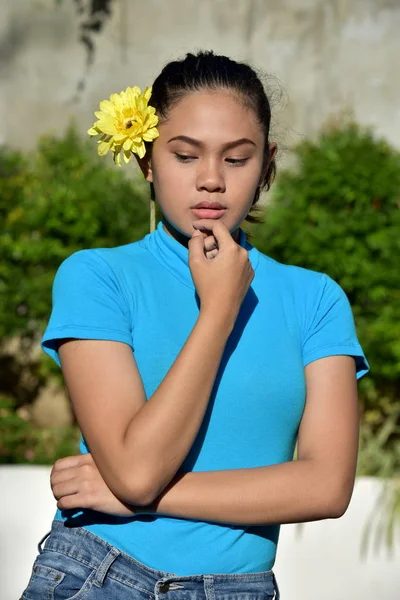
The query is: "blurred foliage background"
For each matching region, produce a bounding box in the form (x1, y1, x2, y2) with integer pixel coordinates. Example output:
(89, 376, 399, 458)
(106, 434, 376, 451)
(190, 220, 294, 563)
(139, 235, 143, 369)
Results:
(251, 116, 400, 549)
(252, 116, 400, 482)
(0, 125, 151, 463)
(0, 116, 399, 543)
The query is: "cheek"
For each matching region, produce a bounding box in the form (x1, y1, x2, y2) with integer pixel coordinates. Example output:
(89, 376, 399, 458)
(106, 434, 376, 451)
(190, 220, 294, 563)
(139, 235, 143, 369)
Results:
(229, 164, 262, 194)
(151, 162, 190, 214)
(154, 161, 194, 201)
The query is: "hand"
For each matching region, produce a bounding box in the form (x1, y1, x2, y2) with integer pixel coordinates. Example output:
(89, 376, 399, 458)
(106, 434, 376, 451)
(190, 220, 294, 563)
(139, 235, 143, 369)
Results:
(188, 219, 254, 320)
(197, 228, 219, 260)
(50, 453, 152, 517)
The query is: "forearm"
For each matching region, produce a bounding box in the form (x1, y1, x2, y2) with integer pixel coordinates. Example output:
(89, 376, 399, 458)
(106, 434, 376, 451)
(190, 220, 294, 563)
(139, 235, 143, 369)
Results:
(121, 310, 235, 504)
(148, 460, 349, 525)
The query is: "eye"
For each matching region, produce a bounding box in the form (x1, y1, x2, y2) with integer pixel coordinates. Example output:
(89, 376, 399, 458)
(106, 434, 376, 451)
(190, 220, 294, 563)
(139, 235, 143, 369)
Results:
(225, 158, 249, 166)
(174, 153, 196, 163)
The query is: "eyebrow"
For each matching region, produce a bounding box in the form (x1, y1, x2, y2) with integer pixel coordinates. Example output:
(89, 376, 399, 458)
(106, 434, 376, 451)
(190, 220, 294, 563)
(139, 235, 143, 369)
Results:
(167, 135, 257, 150)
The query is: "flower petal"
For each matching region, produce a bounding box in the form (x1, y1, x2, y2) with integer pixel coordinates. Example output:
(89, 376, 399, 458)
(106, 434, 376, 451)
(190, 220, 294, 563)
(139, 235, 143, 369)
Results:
(96, 121, 119, 135)
(110, 93, 124, 110)
(136, 96, 147, 115)
(123, 149, 132, 163)
(113, 149, 122, 167)
(134, 142, 146, 159)
(144, 114, 159, 129)
(98, 139, 113, 156)
(142, 127, 159, 142)
(128, 86, 141, 97)
(143, 86, 152, 102)
(126, 86, 139, 105)
(96, 113, 118, 124)
(99, 100, 116, 116)
(123, 138, 133, 151)
(113, 133, 128, 143)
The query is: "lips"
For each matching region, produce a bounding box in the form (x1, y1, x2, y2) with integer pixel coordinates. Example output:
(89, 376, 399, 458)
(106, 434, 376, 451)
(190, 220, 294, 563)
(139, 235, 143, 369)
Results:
(193, 201, 225, 209)
(191, 203, 227, 219)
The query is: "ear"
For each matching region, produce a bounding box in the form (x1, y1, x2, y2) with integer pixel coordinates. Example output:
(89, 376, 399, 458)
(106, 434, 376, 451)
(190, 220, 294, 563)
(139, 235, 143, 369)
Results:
(259, 142, 278, 184)
(135, 150, 153, 183)
(268, 141, 278, 163)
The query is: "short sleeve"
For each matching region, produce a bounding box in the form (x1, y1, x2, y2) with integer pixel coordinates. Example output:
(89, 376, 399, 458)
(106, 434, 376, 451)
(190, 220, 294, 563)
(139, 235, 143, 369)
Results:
(302, 274, 369, 379)
(41, 249, 133, 366)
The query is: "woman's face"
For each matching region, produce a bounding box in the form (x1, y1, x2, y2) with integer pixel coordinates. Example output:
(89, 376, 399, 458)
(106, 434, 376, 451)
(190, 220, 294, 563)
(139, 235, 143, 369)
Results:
(144, 90, 267, 240)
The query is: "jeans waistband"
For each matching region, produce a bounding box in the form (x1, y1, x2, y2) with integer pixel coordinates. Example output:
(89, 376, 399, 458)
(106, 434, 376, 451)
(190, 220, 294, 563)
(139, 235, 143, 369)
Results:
(39, 520, 279, 597)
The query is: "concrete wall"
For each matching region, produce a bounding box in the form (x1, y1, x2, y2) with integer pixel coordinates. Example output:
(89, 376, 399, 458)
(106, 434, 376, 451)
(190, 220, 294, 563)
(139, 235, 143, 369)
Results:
(2, 467, 399, 600)
(0, 0, 399, 157)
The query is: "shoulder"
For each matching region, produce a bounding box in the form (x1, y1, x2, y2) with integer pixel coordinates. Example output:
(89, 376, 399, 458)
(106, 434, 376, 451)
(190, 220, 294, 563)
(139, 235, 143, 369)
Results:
(255, 249, 340, 301)
(253, 251, 368, 378)
(54, 238, 149, 285)
(254, 249, 355, 333)
(58, 238, 147, 272)
(50, 240, 149, 315)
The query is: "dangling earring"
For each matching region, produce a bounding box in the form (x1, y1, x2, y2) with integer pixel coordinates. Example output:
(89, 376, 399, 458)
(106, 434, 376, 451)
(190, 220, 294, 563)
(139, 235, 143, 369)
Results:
(150, 199, 156, 233)
(149, 184, 156, 233)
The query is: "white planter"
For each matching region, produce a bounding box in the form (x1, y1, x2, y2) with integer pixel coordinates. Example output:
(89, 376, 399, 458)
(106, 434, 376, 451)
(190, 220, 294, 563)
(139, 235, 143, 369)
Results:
(1, 467, 399, 600)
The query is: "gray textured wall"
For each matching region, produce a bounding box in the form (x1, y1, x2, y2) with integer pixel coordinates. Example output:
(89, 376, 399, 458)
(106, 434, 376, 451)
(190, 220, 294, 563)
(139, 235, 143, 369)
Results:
(0, 0, 398, 155)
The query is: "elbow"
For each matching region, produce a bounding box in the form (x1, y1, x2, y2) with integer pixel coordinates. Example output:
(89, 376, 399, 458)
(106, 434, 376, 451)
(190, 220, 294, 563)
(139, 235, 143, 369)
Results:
(329, 495, 351, 519)
(325, 483, 354, 519)
(123, 484, 156, 507)
(102, 450, 166, 505)
(133, 482, 159, 506)
(110, 469, 158, 507)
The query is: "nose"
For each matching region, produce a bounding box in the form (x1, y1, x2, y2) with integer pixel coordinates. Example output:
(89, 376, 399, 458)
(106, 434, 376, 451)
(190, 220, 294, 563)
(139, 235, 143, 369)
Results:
(196, 158, 226, 193)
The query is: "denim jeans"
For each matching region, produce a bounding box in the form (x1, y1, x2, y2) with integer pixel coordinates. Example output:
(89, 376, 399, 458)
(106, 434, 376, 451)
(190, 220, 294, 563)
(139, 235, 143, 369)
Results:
(21, 519, 280, 600)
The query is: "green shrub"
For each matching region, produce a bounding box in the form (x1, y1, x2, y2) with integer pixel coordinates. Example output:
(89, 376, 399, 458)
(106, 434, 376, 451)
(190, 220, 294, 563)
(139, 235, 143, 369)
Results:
(1, 124, 154, 405)
(1, 124, 151, 346)
(251, 118, 400, 548)
(0, 396, 80, 464)
(252, 118, 400, 474)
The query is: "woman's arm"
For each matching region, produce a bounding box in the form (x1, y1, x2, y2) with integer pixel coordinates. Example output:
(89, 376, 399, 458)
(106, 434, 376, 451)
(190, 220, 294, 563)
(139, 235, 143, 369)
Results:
(59, 309, 233, 507)
(150, 355, 360, 524)
(57, 220, 253, 507)
(53, 355, 360, 524)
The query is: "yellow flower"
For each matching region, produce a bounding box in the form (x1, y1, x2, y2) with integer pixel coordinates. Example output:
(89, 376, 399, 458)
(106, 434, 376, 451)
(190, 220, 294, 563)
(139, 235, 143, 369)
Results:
(87, 86, 159, 166)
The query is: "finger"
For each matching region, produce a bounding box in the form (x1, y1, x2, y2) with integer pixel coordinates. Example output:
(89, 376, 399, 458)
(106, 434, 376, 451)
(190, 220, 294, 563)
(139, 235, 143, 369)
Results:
(194, 229, 217, 248)
(203, 235, 218, 252)
(188, 229, 207, 262)
(192, 219, 234, 250)
(51, 467, 78, 487)
(52, 478, 80, 500)
(205, 249, 219, 260)
(52, 455, 83, 472)
(57, 492, 84, 511)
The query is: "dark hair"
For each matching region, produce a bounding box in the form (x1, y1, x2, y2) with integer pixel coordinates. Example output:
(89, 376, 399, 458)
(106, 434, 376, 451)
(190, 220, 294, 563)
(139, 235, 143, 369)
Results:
(149, 50, 276, 225)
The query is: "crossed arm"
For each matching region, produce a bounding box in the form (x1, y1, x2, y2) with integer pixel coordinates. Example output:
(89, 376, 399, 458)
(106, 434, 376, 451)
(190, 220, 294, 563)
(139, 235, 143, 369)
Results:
(147, 351, 360, 525)
(51, 324, 360, 526)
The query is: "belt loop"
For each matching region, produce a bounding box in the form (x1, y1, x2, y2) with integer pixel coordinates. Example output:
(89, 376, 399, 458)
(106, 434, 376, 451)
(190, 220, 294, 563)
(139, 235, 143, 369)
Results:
(203, 575, 215, 600)
(37, 530, 52, 555)
(93, 547, 121, 587)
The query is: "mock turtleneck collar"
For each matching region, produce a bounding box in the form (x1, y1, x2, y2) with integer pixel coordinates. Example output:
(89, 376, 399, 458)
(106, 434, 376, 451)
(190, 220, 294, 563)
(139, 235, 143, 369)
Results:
(144, 220, 259, 290)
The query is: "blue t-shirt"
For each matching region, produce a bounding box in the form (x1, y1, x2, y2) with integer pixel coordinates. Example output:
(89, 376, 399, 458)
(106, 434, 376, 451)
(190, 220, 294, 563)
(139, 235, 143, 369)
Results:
(42, 220, 369, 575)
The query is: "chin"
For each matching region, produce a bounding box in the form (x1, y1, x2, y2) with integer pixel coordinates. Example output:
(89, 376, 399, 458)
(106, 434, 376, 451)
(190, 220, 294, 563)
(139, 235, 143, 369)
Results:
(161, 214, 192, 239)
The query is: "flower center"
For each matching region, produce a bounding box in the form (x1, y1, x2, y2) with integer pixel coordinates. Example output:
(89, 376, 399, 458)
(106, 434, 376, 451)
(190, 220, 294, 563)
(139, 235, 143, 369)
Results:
(123, 117, 136, 130)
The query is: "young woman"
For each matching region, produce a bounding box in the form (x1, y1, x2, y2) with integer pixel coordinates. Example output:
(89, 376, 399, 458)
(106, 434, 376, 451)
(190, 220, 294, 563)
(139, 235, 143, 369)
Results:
(21, 51, 369, 600)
